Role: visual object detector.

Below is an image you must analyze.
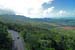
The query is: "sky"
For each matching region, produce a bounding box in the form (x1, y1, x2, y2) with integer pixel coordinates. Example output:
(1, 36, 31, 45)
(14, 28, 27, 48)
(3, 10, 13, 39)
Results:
(0, 0, 75, 18)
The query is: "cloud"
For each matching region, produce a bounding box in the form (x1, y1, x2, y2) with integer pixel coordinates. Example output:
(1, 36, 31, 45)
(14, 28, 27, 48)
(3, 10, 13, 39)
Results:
(0, 8, 15, 15)
(0, 0, 73, 18)
(0, 0, 54, 18)
(43, 7, 55, 17)
(56, 10, 75, 17)
(57, 10, 67, 16)
(42, 9, 73, 18)
(45, 7, 54, 13)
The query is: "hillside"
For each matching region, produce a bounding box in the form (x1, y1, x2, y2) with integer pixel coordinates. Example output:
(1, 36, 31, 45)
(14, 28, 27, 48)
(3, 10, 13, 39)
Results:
(0, 15, 59, 29)
(0, 15, 75, 50)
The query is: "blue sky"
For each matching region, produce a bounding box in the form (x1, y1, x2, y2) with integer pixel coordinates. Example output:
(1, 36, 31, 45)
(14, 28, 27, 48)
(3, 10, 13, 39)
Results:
(0, 0, 75, 18)
(44, 0, 74, 10)
(42, 0, 74, 10)
(52, 0, 75, 11)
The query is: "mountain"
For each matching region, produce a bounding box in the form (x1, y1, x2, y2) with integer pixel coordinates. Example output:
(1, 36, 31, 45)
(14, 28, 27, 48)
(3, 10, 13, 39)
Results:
(0, 15, 59, 29)
(0, 9, 15, 15)
(0, 15, 75, 28)
(0, 15, 55, 23)
(0, 15, 30, 23)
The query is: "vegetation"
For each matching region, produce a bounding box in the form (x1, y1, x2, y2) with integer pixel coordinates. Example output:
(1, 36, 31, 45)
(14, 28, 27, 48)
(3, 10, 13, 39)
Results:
(20, 27, 75, 50)
(0, 22, 12, 50)
(0, 15, 75, 50)
(5, 22, 75, 50)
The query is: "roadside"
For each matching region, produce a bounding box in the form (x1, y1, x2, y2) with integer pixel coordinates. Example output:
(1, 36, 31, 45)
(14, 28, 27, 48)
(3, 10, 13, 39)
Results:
(8, 30, 25, 50)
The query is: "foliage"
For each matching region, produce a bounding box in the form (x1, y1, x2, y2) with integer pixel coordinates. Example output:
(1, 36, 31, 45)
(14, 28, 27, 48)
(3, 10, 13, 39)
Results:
(19, 25, 75, 50)
(0, 15, 75, 50)
(0, 22, 12, 50)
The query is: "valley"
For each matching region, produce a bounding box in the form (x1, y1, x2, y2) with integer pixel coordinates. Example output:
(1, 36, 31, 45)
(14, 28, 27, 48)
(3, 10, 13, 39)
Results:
(0, 15, 75, 50)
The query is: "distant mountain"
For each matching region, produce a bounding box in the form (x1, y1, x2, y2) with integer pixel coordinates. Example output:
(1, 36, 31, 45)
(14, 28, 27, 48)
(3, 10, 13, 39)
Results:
(0, 15, 30, 23)
(0, 15, 58, 24)
(0, 15, 60, 29)
(0, 9, 15, 15)
(0, 15, 75, 27)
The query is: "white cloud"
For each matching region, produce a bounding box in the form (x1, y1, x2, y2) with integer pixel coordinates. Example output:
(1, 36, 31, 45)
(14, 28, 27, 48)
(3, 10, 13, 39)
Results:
(57, 10, 67, 16)
(0, 0, 54, 18)
(43, 7, 55, 17)
(0, 0, 73, 18)
(56, 10, 75, 17)
(42, 9, 72, 18)
(45, 7, 54, 13)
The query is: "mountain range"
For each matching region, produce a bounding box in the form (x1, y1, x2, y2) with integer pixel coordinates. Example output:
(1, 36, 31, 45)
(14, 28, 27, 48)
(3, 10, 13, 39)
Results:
(0, 14, 75, 28)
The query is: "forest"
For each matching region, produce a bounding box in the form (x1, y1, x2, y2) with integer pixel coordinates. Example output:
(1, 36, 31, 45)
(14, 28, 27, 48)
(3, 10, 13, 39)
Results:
(0, 15, 75, 50)
(0, 22, 12, 50)
(9, 23, 75, 50)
